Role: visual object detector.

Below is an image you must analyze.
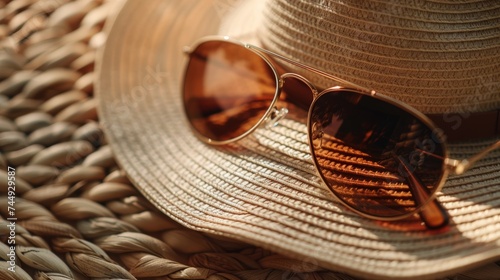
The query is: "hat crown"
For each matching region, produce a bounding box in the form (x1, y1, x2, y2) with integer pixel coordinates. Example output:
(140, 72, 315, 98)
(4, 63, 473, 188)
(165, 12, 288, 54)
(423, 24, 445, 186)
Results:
(259, 0, 500, 114)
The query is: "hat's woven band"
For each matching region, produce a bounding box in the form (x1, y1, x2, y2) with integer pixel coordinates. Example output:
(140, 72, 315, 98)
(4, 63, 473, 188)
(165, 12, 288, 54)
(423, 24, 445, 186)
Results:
(428, 110, 500, 142)
(282, 81, 500, 143)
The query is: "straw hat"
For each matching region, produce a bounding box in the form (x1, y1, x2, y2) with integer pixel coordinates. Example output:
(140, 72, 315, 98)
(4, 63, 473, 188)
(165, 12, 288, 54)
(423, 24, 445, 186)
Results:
(96, 0, 500, 279)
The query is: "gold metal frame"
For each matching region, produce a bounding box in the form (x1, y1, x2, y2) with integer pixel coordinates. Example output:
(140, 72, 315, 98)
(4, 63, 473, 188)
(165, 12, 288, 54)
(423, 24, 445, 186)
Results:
(183, 35, 500, 226)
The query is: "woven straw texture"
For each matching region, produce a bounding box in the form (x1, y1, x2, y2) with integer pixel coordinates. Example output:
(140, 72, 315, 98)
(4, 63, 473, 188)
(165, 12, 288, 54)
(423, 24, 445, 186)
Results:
(0, 0, 499, 279)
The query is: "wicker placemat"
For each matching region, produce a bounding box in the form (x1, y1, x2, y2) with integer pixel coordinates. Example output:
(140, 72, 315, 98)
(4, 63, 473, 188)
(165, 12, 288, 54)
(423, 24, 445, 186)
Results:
(0, 1, 498, 279)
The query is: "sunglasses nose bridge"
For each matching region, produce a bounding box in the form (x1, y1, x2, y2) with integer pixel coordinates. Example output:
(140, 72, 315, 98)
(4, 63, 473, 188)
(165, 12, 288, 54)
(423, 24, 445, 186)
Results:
(280, 73, 319, 98)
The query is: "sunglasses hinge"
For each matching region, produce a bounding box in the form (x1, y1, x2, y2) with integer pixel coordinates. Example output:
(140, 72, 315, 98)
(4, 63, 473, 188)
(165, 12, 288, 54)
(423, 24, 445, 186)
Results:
(444, 158, 465, 175)
(445, 139, 500, 175)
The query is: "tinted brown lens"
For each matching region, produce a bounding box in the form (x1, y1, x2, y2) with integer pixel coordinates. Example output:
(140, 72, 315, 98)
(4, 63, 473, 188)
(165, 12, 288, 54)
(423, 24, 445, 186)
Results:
(309, 90, 445, 218)
(183, 40, 277, 142)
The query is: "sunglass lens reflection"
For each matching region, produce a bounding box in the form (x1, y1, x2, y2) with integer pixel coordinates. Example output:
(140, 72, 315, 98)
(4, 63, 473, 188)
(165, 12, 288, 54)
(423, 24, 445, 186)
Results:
(183, 40, 277, 142)
(309, 90, 445, 218)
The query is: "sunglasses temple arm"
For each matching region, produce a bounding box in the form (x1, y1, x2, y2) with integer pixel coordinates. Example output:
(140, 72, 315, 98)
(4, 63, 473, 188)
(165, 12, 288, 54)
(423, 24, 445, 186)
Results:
(448, 140, 500, 175)
(396, 156, 449, 229)
(248, 45, 371, 92)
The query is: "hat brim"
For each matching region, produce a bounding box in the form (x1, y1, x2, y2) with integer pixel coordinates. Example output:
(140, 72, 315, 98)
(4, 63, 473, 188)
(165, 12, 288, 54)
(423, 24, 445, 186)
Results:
(96, 0, 500, 279)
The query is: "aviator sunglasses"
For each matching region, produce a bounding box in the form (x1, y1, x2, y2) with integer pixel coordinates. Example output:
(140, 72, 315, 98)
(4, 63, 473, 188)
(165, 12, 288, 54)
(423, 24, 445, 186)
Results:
(182, 36, 500, 229)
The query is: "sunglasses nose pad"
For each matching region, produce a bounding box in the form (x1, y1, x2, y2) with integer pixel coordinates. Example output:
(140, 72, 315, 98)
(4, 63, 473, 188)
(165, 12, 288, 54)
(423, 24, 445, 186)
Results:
(311, 121, 324, 149)
(264, 106, 289, 128)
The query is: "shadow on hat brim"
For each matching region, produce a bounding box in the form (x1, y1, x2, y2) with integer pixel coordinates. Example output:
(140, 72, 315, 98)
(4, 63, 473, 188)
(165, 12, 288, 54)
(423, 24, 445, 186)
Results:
(96, 0, 500, 279)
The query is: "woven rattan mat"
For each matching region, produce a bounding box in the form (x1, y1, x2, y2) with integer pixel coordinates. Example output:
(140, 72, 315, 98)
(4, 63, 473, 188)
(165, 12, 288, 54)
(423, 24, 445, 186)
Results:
(0, 1, 498, 279)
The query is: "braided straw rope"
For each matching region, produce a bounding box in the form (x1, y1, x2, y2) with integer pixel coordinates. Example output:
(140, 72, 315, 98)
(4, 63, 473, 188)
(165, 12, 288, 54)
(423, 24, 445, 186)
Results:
(0, 0, 498, 279)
